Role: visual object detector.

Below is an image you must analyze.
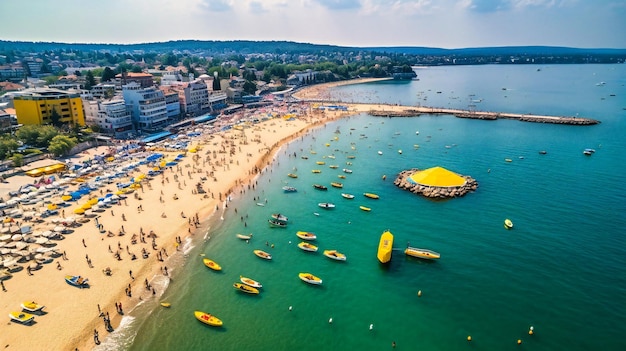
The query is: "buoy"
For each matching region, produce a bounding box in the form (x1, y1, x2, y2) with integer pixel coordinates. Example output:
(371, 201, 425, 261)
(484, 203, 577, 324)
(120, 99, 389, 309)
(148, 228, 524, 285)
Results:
(329, 317, 333, 323)
(369, 324, 374, 330)
(417, 290, 422, 297)
(529, 326, 534, 335)
(467, 336, 472, 342)
(289, 306, 292, 311)
(517, 339, 522, 345)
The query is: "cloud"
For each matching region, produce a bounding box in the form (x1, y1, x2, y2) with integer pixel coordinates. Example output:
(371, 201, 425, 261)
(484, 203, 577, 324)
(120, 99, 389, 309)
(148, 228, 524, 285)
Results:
(199, 0, 232, 12)
(314, 0, 362, 10)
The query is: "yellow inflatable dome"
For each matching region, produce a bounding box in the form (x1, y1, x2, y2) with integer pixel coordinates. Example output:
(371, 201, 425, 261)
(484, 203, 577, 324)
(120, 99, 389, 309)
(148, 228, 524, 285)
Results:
(409, 166, 467, 187)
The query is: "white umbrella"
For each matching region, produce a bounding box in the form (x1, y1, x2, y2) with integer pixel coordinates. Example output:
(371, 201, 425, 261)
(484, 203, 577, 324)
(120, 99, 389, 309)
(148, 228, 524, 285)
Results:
(0, 228, 10, 234)
(41, 230, 53, 238)
(0, 233, 11, 241)
(35, 237, 49, 245)
(11, 234, 22, 241)
(53, 226, 64, 233)
(15, 242, 27, 250)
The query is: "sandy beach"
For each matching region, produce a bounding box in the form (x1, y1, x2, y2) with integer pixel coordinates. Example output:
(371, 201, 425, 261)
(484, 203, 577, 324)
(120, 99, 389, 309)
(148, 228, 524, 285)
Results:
(0, 84, 408, 351)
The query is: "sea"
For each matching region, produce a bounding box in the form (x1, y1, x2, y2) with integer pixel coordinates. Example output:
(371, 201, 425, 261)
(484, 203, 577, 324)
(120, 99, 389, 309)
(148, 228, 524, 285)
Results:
(97, 64, 626, 351)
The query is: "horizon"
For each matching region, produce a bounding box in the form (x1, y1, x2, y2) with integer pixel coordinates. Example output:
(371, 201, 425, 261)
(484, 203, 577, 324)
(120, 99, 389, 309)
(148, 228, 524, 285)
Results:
(0, 0, 625, 49)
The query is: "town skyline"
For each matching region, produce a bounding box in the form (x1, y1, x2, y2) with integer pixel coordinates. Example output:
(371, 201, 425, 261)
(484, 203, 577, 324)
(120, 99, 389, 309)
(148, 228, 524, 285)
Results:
(1, 0, 625, 49)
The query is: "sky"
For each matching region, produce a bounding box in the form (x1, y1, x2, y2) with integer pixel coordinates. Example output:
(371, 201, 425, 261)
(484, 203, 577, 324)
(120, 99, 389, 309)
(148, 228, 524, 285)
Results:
(0, 0, 624, 49)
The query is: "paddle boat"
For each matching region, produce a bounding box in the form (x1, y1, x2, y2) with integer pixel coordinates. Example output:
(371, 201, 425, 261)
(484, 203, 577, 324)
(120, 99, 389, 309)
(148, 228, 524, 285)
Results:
(233, 282, 260, 294)
(254, 250, 272, 260)
(236, 233, 253, 240)
(194, 310, 223, 327)
(268, 219, 287, 228)
(377, 230, 394, 264)
(318, 203, 335, 209)
(504, 219, 514, 229)
(298, 242, 319, 252)
(323, 250, 347, 261)
(296, 231, 317, 240)
(65, 275, 89, 288)
(282, 186, 297, 192)
(313, 184, 328, 190)
(240, 275, 262, 288)
(271, 213, 288, 222)
(360, 206, 371, 212)
(342, 168, 353, 174)
(160, 302, 171, 308)
(341, 193, 355, 199)
(364, 193, 380, 199)
(9, 311, 35, 324)
(287, 173, 298, 178)
(405, 247, 441, 260)
(299, 273, 322, 285)
(203, 258, 222, 271)
(330, 182, 343, 188)
(21, 301, 45, 312)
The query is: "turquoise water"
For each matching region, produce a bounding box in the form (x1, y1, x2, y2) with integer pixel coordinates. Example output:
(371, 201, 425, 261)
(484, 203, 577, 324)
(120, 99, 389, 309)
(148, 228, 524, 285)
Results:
(120, 64, 626, 351)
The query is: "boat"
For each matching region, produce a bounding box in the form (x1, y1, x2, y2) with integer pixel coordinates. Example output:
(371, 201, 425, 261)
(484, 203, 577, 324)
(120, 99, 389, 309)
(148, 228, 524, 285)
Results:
(287, 173, 298, 178)
(236, 233, 253, 240)
(268, 219, 287, 228)
(404, 247, 441, 260)
(323, 250, 347, 261)
(282, 186, 297, 192)
(299, 273, 322, 285)
(298, 242, 319, 252)
(583, 148, 596, 155)
(504, 219, 514, 229)
(311, 170, 321, 173)
(330, 182, 343, 188)
(301, 156, 309, 160)
(20, 301, 45, 312)
(378, 151, 383, 155)
(296, 231, 317, 240)
(271, 213, 288, 222)
(160, 302, 171, 308)
(416, 131, 420, 135)
(329, 165, 338, 169)
(313, 184, 328, 190)
(318, 202, 335, 209)
(377, 230, 394, 264)
(256, 203, 265, 206)
(539, 150, 547, 155)
(398, 150, 402, 154)
(342, 168, 353, 174)
(347, 155, 356, 159)
(360, 206, 371, 212)
(364, 193, 380, 199)
(338, 175, 346, 179)
(203, 258, 222, 271)
(341, 193, 355, 199)
(254, 250, 272, 260)
(233, 282, 260, 294)
(505, 158, 513, 162)
(65, 275, 89, 287)
(316, 161, 326, 165)
(240, 275, 262, 288)
(194, 310, 223, 327)
(9, 311, 34, 324)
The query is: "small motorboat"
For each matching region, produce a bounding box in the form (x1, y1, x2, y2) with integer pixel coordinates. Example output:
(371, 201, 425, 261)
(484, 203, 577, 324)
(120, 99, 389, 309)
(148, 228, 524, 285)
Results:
(316, 161, 326, 165)
(323, 250, 347, 261)
(160, 302, 171, 308)
(313, 184, 328, 190)
(398, 149, 402, 154)
(282, 186, 297, 192)
(296, 231, 317, 240)
(233, 282, 260, 294)
(377, 230, 394, 264)
(405, 247, 440, 260)
(330, 182, 343, 188)
(65, 275, 89, 288)
(299, 273, 322, 285)
(342, 168, 353, 174)
(329, 165, 338, 169)
(268, 219, 287, 228)
(318, 203, 335, 209)
(21, 301, 45, 312)
(287, 173, 298, 178)
(194, 310, 223, 327)
(301, 156, 309, 160)
(359, 206, 371, 212)
(539, 150, 547, 155)
(236, 233, 253, 240)
(505, 158, 513, 162)
(203, 258, 222, 271)
(9, 311, 34, 324)
(377, 151, 383, 155)
(364, 193, 380, 199)
(240, 275, 262, 288)
(256, 203, 265, 206)
(504, 219, 514, 229)
(254, 250, 272, 260)
(271, 213, 288, 222)
(338, 175, 346, 179)
(341, 193, 355, 199)
(583, 148, 595, 155)
(311, 169, 322, 173)
(347, 155, 356, 159)
(298, 242, 319, 252)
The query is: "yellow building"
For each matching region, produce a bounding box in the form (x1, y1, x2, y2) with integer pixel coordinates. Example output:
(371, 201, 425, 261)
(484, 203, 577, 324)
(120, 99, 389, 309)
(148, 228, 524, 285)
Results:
(13, 88, 86, 126)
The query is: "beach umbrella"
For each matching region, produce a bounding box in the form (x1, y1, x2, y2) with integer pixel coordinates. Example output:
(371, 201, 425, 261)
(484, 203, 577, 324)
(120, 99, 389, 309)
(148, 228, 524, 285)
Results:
(11, 234, 22, 241)
(15, 242, 27, 250)
(74, 208, 85, 215)
(0, 228, 10, 234)
(41, 230, 53, 238)
(53, 226, 64, 233)
(0, 234, 11, 241)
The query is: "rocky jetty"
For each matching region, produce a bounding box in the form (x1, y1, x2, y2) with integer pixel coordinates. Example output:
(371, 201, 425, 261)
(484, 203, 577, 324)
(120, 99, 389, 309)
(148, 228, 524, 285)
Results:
(394, 168, 478, 199)
(369, 109, 421, 117)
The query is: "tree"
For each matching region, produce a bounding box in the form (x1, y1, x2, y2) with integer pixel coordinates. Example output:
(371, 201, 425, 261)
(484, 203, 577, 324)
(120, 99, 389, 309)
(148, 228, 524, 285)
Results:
(243, 80, 257, 95)
(101, 67, 115, 82)
(47, 135, 77, 157)
(0, 138, 19, 160)
(10, 153, 23, 167)
(50, 109, 63, 127)
(84, 70, 96, 90)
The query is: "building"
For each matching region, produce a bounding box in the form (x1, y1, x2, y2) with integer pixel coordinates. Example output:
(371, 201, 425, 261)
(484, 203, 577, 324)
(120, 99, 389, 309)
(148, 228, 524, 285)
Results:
(180, 80, 209, 116)
(163, 90, 182, 120)
(91, 83, 116, 99)
(122, 82, 168, 132)
(13, 88, 86, 126)
(97, 100, 133, 138)
(114, 72, 154, 89)
(0, 64, 26, 82)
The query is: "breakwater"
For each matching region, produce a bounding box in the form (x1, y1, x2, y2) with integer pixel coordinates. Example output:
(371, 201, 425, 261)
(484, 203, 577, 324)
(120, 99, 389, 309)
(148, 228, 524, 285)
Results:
(394, 169, 478, 199)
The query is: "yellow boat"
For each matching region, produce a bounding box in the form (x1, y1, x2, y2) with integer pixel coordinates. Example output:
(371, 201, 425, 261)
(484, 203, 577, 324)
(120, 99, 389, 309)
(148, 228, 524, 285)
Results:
(377, 230, 394, 264)
(254, 250, 272, 260)
(9, 311, 35, 324)
(323, 250, 347, 261)
(298, 242, 319, 252)
(296, 231, 317, 240)
(240, 276, 262, 288)
(194, 310, 223, 327)
(405, 247, 440, 260)
(504, 219, 514, 229)
(160, 302, 171, 308)
(316, 161, 326, 165)
(360, 206, 371, 212)
(203, 258, 222, 271)
(21, 301, 45, 312)
(330, 182, 343, 188)
(364, 193, 380, 199)
(338, 175, 346, 179)
(329, 165, 339, 169)
(299, 273, 322, 285)
(287, 173, 298, 178)
(233, 282, 260, 294)
(312, 169, 322, 173)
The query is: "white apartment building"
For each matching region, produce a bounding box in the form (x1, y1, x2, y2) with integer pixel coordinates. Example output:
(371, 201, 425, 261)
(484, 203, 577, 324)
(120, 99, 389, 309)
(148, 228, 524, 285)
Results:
(98, 100, 133, 138)
(122, 82, 168, 132)
(181, 80, 209, 116)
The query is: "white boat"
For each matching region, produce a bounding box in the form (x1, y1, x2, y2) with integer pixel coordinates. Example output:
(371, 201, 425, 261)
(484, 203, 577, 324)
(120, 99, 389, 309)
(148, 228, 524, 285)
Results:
(298, 241, 319, 252)
(318, 203, 335, 209)
(341, 193, 355, 199)
(271, 213, 288, 222)
(377, 151, 383, 155)
(236, 233, 253, 240)
(296, 231, 317, 240)
(342, 168, 353, 174)
(323, 250, 347, 261)
(282, 186, 297, 192)
(240, 275, 262, 288)
(404, 247, 440, 260)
